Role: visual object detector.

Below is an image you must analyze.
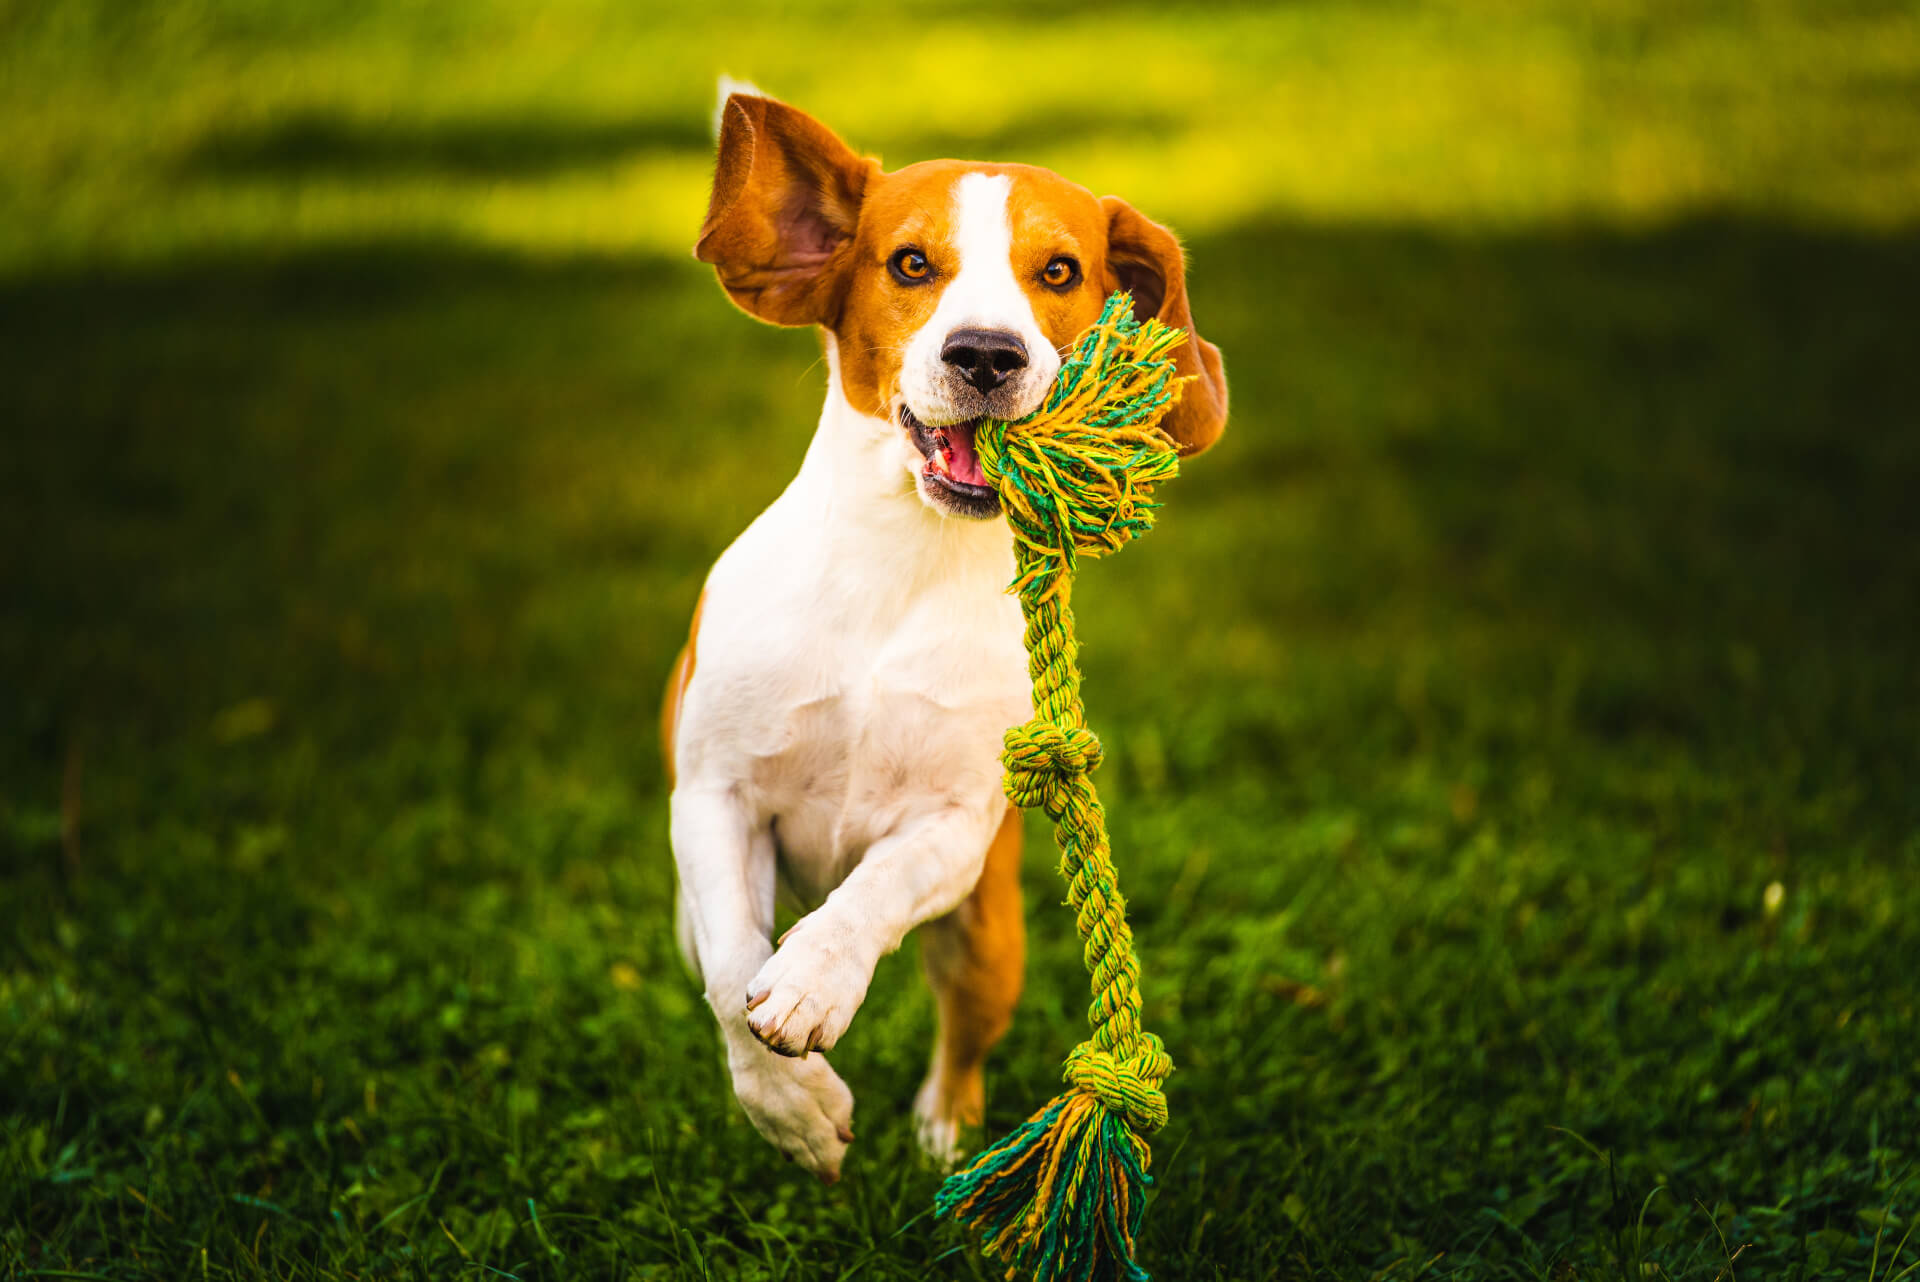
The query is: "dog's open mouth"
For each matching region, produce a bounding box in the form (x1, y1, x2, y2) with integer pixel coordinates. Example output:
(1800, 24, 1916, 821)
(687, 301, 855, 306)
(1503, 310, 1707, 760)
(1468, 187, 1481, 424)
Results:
(900, 405, 996, 505)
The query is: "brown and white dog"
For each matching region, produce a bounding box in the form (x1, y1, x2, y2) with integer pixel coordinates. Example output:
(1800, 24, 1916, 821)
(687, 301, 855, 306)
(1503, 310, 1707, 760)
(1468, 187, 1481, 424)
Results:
(663, 87, 1227, 1181)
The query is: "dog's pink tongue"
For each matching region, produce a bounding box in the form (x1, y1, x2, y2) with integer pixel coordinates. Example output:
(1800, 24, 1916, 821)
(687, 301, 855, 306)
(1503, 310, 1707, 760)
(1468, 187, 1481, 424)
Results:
(947, 424, 987, 486)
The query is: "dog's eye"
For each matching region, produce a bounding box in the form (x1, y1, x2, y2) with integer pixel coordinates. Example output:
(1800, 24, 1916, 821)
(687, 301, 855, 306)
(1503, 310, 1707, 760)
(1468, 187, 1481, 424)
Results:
(1041, 256, 1080, 288)
(889, 249, 932, 284)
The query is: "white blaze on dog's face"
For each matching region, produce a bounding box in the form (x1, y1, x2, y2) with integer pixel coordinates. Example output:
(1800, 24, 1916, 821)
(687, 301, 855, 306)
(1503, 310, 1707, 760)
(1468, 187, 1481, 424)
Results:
(886, 173, 1062, 514)
(695, 94, 1228, 519)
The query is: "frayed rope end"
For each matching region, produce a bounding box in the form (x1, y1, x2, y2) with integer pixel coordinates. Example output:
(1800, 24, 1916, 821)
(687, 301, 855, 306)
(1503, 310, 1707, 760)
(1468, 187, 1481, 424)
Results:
(935, 1091, 1154, 1282)
(978, 291, 1191, 604)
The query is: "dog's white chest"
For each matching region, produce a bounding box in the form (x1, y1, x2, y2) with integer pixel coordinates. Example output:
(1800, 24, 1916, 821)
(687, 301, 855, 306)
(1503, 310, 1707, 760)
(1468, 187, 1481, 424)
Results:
(748, 646, 1016, 905)
(676, 440, 1030, 911)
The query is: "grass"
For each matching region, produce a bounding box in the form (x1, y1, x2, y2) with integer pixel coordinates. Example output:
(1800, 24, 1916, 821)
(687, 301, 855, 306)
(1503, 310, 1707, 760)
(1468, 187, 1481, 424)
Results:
(3, 2, 1919, 1279)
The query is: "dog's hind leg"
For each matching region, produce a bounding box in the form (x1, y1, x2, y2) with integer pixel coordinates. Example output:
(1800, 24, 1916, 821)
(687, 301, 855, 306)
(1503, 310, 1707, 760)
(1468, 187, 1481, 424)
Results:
(914, 804, 1025, 1166)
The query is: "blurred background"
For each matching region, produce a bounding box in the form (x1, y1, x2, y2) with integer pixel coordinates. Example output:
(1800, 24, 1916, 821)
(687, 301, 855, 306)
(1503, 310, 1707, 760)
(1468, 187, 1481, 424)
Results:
(3, 2, 1917, 1279)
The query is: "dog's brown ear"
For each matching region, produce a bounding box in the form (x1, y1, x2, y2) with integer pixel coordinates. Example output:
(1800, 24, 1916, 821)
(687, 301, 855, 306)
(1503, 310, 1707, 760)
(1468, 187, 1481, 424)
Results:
(1101, 196, 1228, 456)
(695, 95, 877, 328)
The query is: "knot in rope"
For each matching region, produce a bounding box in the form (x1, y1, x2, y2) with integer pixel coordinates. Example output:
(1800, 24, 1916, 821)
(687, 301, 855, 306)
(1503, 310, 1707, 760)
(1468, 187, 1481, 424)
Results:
(1001, 721, 1103, 815)
(1063, 1035, 1172, 1133)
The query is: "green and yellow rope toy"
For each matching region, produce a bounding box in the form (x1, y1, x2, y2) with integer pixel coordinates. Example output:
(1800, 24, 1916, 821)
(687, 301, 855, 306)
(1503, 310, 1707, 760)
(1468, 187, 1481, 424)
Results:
(934, 291, 1190, 1282)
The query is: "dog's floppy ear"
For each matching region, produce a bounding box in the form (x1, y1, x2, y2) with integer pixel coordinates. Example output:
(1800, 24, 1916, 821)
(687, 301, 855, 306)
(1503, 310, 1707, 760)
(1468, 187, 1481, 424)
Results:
(695, 94, 877, 328)
(1101, 196, 1228, 456)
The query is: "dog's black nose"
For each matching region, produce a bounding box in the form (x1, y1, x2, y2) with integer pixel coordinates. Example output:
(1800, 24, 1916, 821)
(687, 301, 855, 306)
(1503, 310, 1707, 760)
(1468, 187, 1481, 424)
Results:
(941, 328, 1028, 394)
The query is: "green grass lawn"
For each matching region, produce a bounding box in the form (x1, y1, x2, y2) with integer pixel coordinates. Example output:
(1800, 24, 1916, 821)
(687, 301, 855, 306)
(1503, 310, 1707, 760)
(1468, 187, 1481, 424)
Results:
(4, 3, 1919, 1279)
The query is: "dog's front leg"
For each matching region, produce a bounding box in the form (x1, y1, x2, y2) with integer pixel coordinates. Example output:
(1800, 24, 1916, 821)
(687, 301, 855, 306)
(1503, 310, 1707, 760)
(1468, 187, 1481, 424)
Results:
(671, 785, 855, 1180)
(746, 804, 995, 1058)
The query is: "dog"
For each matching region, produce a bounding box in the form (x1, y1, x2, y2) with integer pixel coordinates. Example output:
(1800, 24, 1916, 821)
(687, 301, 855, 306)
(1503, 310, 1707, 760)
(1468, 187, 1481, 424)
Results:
(664, 87, 1227, 1182)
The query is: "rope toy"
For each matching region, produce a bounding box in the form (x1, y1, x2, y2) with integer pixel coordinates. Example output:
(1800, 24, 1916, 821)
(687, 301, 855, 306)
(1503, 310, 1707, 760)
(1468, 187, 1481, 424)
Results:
(935, 291, 1191, 1282)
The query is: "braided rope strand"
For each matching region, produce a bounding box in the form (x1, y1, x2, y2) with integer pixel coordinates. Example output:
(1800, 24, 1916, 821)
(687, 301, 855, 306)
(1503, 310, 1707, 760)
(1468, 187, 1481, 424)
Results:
(1003, 576, 1164, 1120)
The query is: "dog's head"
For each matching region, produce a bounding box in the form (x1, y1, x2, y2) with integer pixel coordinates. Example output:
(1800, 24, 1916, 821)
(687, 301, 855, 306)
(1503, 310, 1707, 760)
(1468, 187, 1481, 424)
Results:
(695, 92, 1228, 520)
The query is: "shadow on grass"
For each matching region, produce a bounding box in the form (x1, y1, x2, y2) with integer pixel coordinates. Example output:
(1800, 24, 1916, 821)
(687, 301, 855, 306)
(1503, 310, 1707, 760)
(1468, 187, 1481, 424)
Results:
(11, 213, 1913, 802)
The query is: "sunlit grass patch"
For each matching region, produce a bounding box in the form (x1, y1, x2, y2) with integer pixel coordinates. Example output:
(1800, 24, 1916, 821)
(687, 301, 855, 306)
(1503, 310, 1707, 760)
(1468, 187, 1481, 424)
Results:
(5, 2, 1920, 274)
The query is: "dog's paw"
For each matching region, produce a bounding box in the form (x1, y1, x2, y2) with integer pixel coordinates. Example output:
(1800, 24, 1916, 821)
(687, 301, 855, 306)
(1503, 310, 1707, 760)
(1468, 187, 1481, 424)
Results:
(730, 1047, 856, 1182)
(744, 917, 871, 1057)
(912, 1066, 983, 1170)
(913, 1103, 965, 1170)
